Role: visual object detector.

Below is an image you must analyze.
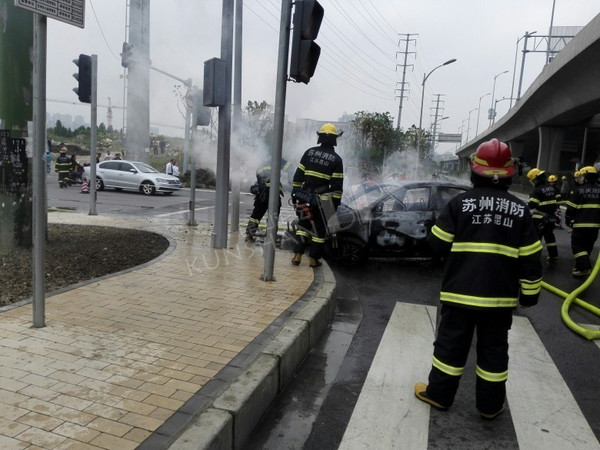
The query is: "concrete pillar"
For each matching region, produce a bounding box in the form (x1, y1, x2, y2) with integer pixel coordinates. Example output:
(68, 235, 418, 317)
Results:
(125, 0, 151, 162)
(537, 126, 565, 172)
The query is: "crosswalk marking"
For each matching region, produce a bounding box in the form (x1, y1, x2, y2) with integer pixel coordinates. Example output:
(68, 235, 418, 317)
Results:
(508, 316, 600, 449)
(338, 302, 437, 450)
(339, 303, 600, 449)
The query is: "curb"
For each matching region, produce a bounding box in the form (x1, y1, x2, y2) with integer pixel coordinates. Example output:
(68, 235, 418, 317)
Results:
(167, 263, 336, 450)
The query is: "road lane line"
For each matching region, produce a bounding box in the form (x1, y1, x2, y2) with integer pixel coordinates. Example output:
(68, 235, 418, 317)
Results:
(507, 316, 600, 449)
(338, 302, 436, 450)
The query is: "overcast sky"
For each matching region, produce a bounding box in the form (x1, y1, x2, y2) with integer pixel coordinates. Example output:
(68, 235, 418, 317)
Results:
(45, 0, 599, 155)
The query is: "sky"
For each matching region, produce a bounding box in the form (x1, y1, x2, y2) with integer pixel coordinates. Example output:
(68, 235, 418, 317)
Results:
(44, 0, 600, 156)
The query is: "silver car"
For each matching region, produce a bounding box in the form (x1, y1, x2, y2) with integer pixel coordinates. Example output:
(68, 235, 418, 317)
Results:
(85, 160, 181, 195)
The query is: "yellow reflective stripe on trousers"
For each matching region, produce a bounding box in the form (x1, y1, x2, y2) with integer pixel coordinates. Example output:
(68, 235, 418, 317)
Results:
(432, 356, 464, 377)
(573, 223, 600, 228)
(574, 251, 588, 258)
(476, 365, 508, 382)
(296, 229, 311, 238)
(311, 236, 325, 244)
(520, 277, 542, 295)
(440, 291, 517, 308)
(431, 225, 454, 243)
(451, 242, 519, 258)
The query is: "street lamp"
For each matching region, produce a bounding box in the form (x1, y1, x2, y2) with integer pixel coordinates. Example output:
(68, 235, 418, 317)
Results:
(489, 70, 509, 127)
(492, 97, 514, 124)
(417, 58, 457, 175)
(516, 31, 537, 102)
(475, 92, 490, 136)
(429, 115, 449, 157)
(510, 31, 537, 108)
(466, 108, 477, 142)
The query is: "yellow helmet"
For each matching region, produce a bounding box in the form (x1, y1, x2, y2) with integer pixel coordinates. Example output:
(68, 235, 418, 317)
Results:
(526, 168, 545, 181)
(562, 176, 567, 180)
(548, 174, 557, 182)
(579, 166, 597, 175)
(317, 123, 338, 136)
(574, 170, 581, 178)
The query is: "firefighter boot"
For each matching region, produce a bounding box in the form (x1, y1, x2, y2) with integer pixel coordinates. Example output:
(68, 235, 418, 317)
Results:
(480, 406, 505, 420)
(414, 383, 449, 411)
(309, 257, 322, 268)
(291, 253, 303, 266)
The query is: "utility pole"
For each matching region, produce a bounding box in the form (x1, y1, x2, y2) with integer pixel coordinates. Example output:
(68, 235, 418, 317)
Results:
(395, 34, 416, 130)
(429, 94, 445, 158)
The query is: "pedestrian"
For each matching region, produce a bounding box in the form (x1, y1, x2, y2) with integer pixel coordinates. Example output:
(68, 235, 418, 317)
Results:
(414, 138, 543, 420)
(245, 158, 290, 242)
(526, 168, 559, 262)
(55, 147, 72, 188)
(104, 150, 113, 160)
(69, 154, 84, 184)
(45, 150, 52, 174)
(565, 166, 600, 278)
(291, 123, 344, 267)
(172, 161, 180, 178)
(113, 153, 122, 160)
(96, 152, 101, 163)
(165, 159, 174, 175)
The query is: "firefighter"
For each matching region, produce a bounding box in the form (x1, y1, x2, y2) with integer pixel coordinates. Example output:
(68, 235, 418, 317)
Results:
(565, 166, 600, 278)
(414, 138, 542, 420)
(55, 147, 72, 188)
(245, 158, 291, 242)
(291, 123, 344, 268)
(526, 168, 559, 262)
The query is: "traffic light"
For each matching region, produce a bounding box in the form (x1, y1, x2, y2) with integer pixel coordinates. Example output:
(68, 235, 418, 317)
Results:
(72, 54, 91, 103)
(289, 0, 324, 84)
(121, 42, 133, 68)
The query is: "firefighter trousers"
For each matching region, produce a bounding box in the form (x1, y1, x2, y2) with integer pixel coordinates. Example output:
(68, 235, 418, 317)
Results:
(533, 218, 558, 258)
(426, 304, 513, 415)
(246, 191, 280, 237)
(571, 228, 600, 271)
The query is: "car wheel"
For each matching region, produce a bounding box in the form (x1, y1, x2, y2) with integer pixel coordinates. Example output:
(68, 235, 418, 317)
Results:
(326, 234, 369, 265)
(96, 177, 104, 191)
(141, 181, 155, 195)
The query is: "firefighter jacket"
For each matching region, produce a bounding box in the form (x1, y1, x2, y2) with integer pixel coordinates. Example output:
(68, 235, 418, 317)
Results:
(528, 180, 559, 220)
(55, 154, 71, 175)
(427, 186, 543, 309)
(255, 159, 289, 196)
(292, 144, 343, 207)
(565, 181, 600, 228)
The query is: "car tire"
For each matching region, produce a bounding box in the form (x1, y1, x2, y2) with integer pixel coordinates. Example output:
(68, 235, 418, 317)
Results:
(141, 181, 155, 195)
(326, 234, 369, 266)
(96, 177, 104, 191)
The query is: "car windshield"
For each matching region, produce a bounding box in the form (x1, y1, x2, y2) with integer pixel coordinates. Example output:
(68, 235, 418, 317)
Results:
(132, 162, 159, 173)
(343, 183, 402, 210)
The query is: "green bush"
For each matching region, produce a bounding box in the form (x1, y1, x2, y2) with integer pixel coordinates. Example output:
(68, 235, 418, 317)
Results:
(180, 167, 216, 189)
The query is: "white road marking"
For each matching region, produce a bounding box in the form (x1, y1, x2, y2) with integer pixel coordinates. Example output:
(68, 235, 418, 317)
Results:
(507, 316, 600, 449)
(338, 302, 436, 450)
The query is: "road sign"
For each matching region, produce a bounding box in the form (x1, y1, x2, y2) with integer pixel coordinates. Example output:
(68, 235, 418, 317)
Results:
(15, 0, 85, 28)
(184, 89, 194, 111)
(438, 133, 462, 143)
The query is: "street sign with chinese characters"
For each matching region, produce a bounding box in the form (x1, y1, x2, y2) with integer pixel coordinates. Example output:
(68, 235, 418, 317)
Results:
(15, 0, 85, 28)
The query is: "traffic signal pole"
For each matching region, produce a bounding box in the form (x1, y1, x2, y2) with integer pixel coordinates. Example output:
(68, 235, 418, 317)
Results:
(262, 0, 292, 281)
(32, 13, 47, 328)
(89, 55, 98, 215)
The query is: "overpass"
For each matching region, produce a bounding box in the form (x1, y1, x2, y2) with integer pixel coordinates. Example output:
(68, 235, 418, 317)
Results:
(455, 12, 600, 176)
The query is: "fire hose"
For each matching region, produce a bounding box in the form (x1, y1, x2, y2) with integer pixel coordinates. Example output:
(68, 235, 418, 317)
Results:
(541, 252, 600, 340)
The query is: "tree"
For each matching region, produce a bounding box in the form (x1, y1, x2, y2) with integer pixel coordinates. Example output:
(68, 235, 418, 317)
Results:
(242, 100, 273, 148)
(351, 111, 402, 168)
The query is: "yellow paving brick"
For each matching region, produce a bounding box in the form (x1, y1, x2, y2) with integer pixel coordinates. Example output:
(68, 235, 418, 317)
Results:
(143, 393, 184, 411)
(53, 421, 101, 443)
(113, 398, 156, 416)
(19, 385, 61, 402)
(53, 438, 105, 449)
(83, 403, 128, 421)
(87, 417, 132, 438)
(107, 385, 150, 402)
(122, 427, 152, 443)
(118, 412, 164, 432)
(0, 434, 30, 449)
(51, 394, 94, 411)
(17, 411, 63, 432)
(15, 426, 67, 448)
(0, 417, 30, 437)
(89, 432, 138, 450)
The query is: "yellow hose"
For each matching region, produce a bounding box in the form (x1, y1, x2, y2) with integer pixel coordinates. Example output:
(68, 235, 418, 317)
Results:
(541, 253, 600, 340)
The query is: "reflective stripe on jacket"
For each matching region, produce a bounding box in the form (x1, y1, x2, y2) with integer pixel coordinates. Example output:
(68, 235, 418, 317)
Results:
(292, 145, 343, 203)
(427, 186, 543, 309)
(565, 182, 600, 228)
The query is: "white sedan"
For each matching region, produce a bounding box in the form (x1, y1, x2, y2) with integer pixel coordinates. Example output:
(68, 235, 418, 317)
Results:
(84, 160, 181, 195)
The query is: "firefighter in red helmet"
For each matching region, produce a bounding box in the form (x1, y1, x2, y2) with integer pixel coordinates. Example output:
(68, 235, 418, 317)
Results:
(415, 138, 543, 419)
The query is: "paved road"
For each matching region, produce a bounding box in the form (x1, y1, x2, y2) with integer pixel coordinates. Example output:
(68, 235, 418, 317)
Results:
(247, 229, 600, 449)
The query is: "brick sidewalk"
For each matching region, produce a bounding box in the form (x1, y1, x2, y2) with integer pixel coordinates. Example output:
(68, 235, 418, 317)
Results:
(0, 212, 313, 449)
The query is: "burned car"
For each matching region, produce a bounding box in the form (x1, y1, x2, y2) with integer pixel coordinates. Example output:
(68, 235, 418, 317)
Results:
(296, 179, 470, 265)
